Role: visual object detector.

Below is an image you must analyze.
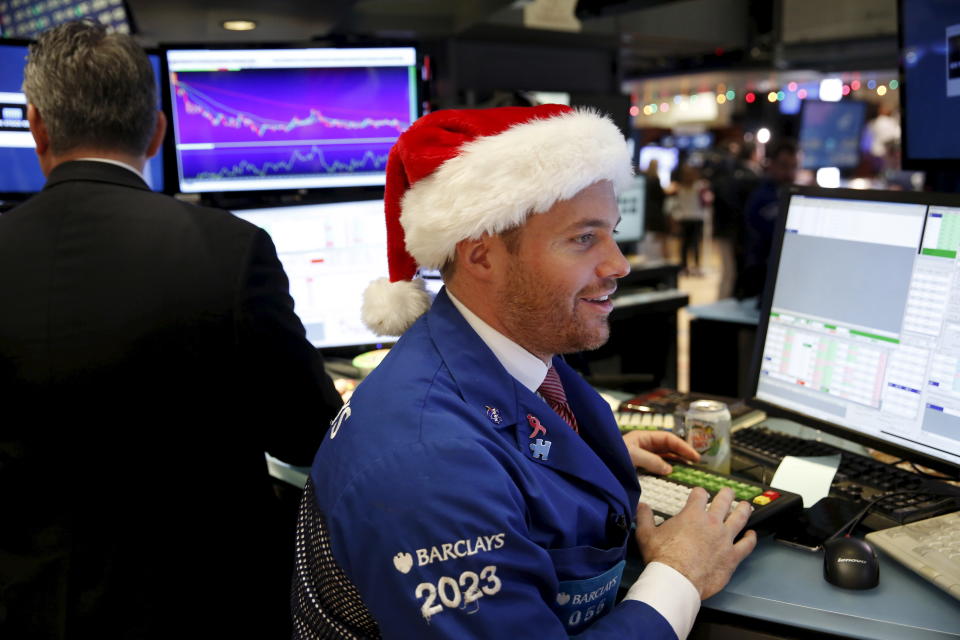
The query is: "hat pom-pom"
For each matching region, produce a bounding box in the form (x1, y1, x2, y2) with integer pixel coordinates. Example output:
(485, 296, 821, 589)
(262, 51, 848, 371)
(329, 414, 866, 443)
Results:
(362, 277, 432, 337)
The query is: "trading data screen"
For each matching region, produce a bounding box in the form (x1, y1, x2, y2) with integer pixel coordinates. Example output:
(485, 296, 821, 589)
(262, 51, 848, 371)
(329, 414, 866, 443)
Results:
(755, 191, 960, 471)
(166, 47, 418, 194)
(0, 41, 43, 195)
(1, 0, 131, 38)
(0, 44, 164, 196)
(232, 199, 393, 350)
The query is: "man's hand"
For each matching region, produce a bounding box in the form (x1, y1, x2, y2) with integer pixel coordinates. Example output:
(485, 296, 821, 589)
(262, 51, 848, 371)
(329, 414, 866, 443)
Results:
(622, 430, 699, 475)
(634, 487, 757, 599)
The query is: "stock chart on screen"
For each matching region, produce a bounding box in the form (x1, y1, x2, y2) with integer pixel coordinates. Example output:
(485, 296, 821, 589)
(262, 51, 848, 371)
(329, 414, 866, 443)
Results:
(165, 47, 418, 193)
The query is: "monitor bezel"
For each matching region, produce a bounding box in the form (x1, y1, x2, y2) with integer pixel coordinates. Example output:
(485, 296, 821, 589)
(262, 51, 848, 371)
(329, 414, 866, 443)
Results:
(897, 0, 960, 171)
(0, 37, 38, 203)
(158, 39, 422, 202)
(143, 46, 170, 195)
(229, 194, 405, 354)
(0, 39, 169, 201)
(747, 184, 960, 476)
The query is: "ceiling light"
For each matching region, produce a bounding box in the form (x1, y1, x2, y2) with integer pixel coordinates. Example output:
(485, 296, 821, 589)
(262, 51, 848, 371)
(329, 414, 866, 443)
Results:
(222, 20, 257, 31)
(816, 167, 841, 188)
(820, 78, 843, 102)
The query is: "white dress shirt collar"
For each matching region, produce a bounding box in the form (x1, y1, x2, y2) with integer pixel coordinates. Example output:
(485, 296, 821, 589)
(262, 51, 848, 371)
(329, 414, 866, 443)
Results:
(446, 290, 548, 394)
(76, 157, 146, 182)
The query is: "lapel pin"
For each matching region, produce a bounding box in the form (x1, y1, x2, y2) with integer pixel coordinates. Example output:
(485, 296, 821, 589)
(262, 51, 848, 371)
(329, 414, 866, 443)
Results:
(527, 413, 547, 439)
(530, 438, 552, 461)
(485, 405, 503, 424)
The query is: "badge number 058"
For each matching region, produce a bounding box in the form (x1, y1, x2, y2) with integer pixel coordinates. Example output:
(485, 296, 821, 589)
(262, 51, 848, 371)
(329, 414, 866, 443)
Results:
(415, 565, 501, 620)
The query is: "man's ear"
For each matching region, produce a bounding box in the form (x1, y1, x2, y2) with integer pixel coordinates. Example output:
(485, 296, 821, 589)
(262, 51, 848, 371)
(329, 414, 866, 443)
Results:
(26, 104, 49, 155)
(145, 110, 166, 159)
(456, 235, 498, 281)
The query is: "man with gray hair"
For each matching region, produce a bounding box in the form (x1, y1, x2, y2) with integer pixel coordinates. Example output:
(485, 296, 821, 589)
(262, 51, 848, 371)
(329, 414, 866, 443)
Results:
(0, 21, 342, 638)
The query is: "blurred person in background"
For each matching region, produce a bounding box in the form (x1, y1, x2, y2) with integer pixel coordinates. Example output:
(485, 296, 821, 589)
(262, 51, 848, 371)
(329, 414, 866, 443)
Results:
(739, 140, 799, 300)
(711, 141, 761, 299)
(642, 158, 668, 258)
(666, 161, 711, 276)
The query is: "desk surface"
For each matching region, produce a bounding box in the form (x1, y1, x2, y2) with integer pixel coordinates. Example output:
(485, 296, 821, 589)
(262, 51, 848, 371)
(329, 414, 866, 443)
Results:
(688, 296, 761, 325)
(702, 536, 960, 639)
(612, 288, 688, 314)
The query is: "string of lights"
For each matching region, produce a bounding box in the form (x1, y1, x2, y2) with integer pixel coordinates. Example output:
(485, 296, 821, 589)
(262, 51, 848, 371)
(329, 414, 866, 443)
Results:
(630, 77, 899, 118)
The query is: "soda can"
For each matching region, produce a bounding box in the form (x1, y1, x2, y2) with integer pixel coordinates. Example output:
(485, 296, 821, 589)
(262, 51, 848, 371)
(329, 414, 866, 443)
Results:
(685, 400, 732, 474)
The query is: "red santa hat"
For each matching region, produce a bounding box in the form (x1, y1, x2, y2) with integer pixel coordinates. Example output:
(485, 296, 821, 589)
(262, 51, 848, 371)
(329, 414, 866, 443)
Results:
(361, 104, 633, 336)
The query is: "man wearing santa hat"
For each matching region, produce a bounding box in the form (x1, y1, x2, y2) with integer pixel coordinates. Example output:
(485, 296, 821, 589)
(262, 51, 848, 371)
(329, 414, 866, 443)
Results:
(292, 105, 756, 639)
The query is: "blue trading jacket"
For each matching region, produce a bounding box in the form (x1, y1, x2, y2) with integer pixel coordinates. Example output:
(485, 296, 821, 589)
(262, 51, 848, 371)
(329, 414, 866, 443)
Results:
(301, 288, 677, 639)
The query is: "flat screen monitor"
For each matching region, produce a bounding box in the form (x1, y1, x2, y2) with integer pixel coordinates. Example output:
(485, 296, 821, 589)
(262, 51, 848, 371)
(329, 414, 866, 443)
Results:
(749, 186, 960, 475)
(0, 40, 164, 198)
(231, 199, 398, 350)
(662, 132, 714, 150)
(899, 0, 960, 169)
(798, 100, 866, 169)
(615, 173, 645, 244)
(638, 145, 678, 189)
(0, 0, 133, 38)
(165, 46, 418, 194)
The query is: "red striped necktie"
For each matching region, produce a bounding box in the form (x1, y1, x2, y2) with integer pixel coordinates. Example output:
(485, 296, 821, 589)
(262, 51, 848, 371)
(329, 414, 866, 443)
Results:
(538, 366, 580, 434)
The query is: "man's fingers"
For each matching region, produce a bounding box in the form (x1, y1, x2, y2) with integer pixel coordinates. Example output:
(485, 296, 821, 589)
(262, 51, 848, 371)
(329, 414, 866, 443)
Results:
(707, 487, 735, 516)
(724, 499, 754, 533)
(680, 486, 709, 513)
(660, 433, 701, 462)
(732, 529, 758, 562)
(635, 430, 701, 463)
(629, 446, 672, 475)
(635, 501, 656, 536)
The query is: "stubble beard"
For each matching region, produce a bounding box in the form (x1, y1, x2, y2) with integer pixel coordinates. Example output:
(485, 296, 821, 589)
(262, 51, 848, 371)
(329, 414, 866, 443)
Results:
(499, 258, 611, 358)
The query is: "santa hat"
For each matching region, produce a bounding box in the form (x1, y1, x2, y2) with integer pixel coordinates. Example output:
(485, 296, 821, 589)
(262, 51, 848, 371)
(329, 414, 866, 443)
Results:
(361, 104, 633, 336)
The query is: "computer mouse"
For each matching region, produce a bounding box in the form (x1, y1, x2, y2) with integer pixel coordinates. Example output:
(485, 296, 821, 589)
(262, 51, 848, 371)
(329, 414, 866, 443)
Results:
(823, 537, 879, 590)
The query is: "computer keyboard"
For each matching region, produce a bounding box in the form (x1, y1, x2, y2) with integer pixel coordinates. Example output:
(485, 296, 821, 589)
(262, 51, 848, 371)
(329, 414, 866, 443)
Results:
(619, 388, 766, 430)
(732, 426, 959, 530)
(866, 511, 960, 601)
(638, 463, 803, 533)
(615, 410, 676, 432)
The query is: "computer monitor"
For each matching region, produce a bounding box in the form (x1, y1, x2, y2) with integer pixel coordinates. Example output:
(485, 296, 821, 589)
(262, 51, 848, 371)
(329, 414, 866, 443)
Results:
(798, 100, 866, 170)
(0, 39, 42, 200)
(638, 145, 678, 189)
(899, 0, 960, 169)
(0, 40, 165, 199)
(749, 186, 960, 476)
(662, 132, 714, 150)
(615, 173, 645, 245)
(231, 199, 398, 351)
(165, 46, 419, 195)
(0, 0, 133, 38)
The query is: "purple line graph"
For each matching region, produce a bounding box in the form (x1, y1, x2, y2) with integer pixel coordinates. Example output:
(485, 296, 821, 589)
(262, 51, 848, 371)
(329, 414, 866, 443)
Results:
(171, 66, 413, 183)
(180, 144, 393, 181)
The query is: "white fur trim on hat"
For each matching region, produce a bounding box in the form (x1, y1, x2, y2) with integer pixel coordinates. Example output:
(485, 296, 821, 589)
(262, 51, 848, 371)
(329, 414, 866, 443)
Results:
(400, 108, 632, 270)
(361, 277, 431, 336)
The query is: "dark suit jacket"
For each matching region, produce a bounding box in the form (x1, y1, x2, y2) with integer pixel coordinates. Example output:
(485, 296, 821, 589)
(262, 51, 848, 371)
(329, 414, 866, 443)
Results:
(0, 161, 343, 638)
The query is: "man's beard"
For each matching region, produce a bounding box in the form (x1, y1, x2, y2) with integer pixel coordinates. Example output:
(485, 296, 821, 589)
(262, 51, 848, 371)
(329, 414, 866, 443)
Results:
(498, 256, 612, 358)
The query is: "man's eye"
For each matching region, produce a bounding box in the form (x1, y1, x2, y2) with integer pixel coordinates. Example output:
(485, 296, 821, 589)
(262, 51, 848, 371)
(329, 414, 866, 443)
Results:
(575, 234, 595, 244)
